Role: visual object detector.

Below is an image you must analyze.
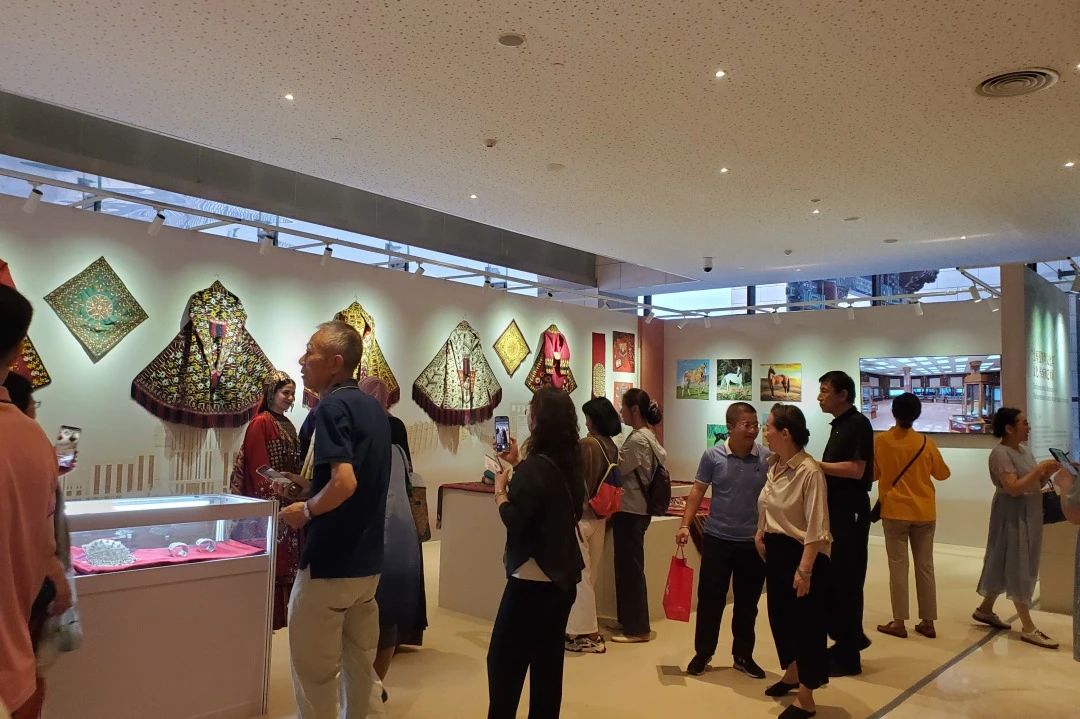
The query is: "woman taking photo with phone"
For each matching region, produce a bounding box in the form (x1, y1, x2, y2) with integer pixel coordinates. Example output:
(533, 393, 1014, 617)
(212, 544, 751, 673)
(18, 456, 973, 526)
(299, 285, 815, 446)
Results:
(229, 370, 302, 630)
(488, 386, 584, 719)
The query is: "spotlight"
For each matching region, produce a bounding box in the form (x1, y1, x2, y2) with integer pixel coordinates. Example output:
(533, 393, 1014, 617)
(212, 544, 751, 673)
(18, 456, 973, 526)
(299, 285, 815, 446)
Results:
(846, 306, 855, 321)
(1072, 275, 1080, 293)
(968, 286, 981, 302)
(772, 312, 781, 326)
(602, 300, 612, 310)
(644, 312, 654, 324)
(914, 300, 924, 317)
(321, 245, 333, 266)
(414, 263, 426, 276)
(147, 209, 166, 236)
(989, 299, 1001, 312)
(704, 315, 711, 329)
(22, 185, 43, 214)
(677, 319, 688, 330)
(257, 231, 275, 255)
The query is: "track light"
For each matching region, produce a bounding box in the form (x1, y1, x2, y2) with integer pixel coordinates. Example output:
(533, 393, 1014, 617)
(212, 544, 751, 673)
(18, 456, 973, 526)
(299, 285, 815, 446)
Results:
(677, 319, 688, 330)
(772, 312, 781, 326)
(703, 315, 711, 329)
(414, 263, 425, 276)
(23, 185, 43, 214)
(602, 300, 612, 310)
(321, 245, 333, 266)
(644, 312, 654, 324)
(147, 209, 166, 236)
(914, 300, 924, 317)
(989, 299, 1000, 312)
(846, 306, 855, 321)
(968, 286, 982, 303)
(258, 233, 273, 255)
(1071, 275, 1080, 294)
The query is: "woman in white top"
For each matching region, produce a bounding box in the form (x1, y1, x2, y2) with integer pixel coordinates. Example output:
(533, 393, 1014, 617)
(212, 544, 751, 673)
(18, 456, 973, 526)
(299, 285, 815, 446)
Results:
(756, 404, 831, 719)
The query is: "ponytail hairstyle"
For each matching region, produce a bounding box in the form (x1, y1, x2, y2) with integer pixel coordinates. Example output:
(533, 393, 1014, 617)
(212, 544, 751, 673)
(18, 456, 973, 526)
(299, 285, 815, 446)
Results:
(622, 387, 663, 426)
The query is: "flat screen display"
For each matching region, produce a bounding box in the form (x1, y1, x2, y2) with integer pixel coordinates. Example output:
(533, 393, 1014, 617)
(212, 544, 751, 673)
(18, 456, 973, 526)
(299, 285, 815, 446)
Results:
(858, 354, 1001, 433)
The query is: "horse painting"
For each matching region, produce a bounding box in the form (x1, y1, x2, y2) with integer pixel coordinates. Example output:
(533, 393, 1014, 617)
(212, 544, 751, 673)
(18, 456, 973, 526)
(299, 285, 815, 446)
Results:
(720, 366, 743, 389)
(765, 366, 790, 399)
(676, 359, 710, 400)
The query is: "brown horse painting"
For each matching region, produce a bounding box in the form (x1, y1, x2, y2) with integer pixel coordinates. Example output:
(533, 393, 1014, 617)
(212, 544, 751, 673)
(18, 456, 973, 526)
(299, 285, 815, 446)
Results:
(683, 362, 708, 392)
(766, 366, 791, 399)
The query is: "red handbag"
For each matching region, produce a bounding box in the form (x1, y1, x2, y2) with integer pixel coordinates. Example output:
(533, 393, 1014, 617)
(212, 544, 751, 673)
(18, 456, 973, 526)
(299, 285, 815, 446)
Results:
(587, 438, 622, 517)
(663, 545, 694, 622)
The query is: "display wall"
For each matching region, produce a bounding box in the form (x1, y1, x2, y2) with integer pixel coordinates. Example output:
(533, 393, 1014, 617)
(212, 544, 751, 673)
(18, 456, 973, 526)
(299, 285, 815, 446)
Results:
(0, 195, 638, 531)
(663, 301, 1002, 548)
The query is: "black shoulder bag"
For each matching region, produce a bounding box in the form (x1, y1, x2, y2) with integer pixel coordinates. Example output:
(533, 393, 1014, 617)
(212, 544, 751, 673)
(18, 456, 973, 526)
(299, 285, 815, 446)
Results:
(870, 436, 927, 523)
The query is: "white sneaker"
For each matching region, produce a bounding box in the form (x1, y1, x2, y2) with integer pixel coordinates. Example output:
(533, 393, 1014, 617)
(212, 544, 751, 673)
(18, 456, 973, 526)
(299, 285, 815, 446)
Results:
(610, 632, 652, 643)
(1020, 629, 1059, 649)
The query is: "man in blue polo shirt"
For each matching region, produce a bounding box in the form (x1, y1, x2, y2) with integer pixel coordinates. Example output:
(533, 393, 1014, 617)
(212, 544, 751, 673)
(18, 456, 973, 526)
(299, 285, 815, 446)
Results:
(677, 402, 771, 679)
(279, 320, 391, 718)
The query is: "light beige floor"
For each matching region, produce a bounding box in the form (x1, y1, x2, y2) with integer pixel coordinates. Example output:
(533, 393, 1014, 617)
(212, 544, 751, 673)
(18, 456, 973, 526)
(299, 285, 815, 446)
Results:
(262, 539, 1077, 719)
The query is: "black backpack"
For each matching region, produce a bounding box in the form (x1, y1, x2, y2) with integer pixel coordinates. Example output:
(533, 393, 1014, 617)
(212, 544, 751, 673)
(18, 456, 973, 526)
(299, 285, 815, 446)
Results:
(644, 448, 671, 517)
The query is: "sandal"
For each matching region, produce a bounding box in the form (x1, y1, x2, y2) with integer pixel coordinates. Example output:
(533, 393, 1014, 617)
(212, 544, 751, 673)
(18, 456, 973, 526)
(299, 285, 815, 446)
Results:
(877, 622, 908, 638)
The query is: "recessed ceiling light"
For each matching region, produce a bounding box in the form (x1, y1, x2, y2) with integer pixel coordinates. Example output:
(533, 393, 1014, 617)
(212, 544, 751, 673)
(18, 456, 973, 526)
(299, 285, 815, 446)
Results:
(960, 235, 967, 240)
(284, 93, 294, 101)
(883, 238, 899, 244)
(1065, 161, 1076, 168)
(330, 137, 343, 142)
(546, 162, 565, 172)
(843, 216, 860, 222)
(498, 32, 526, 47)
(714, 69, 727, 79)
(811, 209, 820, 214)
(719, 167, 729, 174)
(469, 194, 478, 200)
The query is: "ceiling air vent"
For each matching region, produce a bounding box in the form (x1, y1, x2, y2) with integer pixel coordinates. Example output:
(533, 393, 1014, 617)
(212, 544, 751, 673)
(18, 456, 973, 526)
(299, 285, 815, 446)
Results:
(975, 68, 1058, 98)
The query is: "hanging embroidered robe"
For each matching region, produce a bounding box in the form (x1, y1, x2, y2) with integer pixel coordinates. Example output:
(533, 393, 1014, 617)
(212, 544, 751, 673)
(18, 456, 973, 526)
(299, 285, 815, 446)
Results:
(525, 324, 577, 394)
(334, 301, 400, 405)
(131, 280, 276, 428)
(413, 320, 502, 426)
(0, 258, 51, 389)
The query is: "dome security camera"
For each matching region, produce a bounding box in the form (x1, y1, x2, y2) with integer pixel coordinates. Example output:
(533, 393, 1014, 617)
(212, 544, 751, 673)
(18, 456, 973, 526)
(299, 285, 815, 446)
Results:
(703, 256, 714, 273)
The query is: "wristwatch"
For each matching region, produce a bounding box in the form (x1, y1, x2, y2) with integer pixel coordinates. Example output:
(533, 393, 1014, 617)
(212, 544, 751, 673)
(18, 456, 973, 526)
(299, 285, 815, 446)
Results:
(302, 501, 313, 521)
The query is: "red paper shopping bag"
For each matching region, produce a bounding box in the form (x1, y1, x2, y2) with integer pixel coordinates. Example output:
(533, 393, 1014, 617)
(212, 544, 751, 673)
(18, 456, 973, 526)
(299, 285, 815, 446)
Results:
(663, 546, 694, 622)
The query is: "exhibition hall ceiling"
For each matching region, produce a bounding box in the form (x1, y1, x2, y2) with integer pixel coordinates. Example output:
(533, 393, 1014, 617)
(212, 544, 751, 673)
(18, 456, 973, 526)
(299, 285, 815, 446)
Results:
(0, 1, 1078, 289)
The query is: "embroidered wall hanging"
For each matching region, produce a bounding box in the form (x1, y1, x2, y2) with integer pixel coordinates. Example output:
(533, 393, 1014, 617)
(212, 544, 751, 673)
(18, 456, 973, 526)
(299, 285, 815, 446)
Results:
(492, 319, 531, 376)
(525, 324, 577, 394)
(44, 256, 148, 362)
(591, 332, 606, 399)
(612, 331, 636, 374)
(131, 280, 276, 428)
(0, 258, 51, 389)
(334, 302, 400, 405)
(413, 320, 502, 426)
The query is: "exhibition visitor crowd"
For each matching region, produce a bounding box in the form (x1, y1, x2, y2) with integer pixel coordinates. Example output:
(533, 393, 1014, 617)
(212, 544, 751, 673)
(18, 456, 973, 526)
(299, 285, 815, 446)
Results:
(2, 281, 1080, 719)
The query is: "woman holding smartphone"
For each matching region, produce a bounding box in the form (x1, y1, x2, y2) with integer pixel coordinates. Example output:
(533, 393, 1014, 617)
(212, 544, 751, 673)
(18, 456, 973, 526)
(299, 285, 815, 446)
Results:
(488, 387, 584, 719)
(229, 370, 302, 630)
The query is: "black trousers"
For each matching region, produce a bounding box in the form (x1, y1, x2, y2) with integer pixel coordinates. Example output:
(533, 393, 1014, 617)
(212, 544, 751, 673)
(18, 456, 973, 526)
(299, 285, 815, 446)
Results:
(487, 578, 576, 719)
(827, 492, 870, 666)
(695, 535, 765, 660)
(764, 533, 830, 690)
(612, 512, 652, 636)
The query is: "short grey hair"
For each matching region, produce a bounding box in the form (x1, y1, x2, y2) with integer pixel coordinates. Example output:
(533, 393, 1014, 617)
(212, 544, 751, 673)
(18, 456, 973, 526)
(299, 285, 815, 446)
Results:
(316, 320, 363, 374)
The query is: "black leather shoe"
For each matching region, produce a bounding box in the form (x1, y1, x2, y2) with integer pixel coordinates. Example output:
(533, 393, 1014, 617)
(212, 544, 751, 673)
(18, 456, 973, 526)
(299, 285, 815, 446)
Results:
(765, 680, 799, 697)
(686, 654, 710, 676)
(733, 655, 766, 679)
(828, 654, 862, 677)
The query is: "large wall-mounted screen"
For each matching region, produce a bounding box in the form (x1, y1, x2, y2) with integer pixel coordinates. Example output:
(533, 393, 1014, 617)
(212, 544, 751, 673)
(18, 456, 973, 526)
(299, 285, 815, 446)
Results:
(858, 355, 1001, 433)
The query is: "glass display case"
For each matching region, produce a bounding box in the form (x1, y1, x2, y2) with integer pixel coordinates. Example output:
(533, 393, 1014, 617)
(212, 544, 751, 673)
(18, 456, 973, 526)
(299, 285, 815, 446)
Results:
(66, 494, 272, 575)
(46, 494, 274, 719)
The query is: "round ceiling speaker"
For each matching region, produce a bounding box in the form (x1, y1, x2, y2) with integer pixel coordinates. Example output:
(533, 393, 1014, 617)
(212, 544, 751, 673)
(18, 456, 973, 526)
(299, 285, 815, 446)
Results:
(975, 68, 1058, 98)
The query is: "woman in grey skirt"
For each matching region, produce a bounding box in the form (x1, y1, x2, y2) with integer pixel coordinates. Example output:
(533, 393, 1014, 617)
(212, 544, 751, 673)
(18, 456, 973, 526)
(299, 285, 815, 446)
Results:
(973, 408, 1062, 648)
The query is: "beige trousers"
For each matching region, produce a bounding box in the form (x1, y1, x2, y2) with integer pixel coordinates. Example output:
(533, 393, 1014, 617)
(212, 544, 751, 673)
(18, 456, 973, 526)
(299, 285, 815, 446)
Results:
(882, 519, 937, 622)
(566, 517, 607, 636)
(288, 568, 385, 718)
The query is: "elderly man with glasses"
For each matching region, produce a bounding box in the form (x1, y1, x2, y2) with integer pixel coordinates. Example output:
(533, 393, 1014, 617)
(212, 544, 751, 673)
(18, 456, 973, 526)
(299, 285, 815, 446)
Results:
(677, 402, 772, 680)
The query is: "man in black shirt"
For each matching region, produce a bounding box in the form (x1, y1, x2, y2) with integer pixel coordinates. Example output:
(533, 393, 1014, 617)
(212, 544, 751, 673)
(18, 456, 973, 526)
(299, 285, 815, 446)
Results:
(817, 370, 874, 677)
(280, 320, 391, 718)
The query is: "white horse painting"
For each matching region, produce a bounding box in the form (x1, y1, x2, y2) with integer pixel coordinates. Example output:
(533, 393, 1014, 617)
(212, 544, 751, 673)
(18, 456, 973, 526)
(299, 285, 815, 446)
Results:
(720, 366, 743, 389)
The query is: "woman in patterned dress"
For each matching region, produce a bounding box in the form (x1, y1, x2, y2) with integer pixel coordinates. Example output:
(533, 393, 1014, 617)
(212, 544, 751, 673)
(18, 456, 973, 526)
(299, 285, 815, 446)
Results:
(230, 371, 302, 630)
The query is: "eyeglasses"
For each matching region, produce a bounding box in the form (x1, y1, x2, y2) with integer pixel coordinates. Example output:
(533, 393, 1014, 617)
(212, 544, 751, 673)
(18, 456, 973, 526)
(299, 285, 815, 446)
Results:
(733, 422, 760, 430)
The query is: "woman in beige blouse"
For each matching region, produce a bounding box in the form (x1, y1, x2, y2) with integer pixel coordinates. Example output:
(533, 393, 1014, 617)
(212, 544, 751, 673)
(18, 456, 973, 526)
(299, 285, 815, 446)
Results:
(755, 404, 832, 719)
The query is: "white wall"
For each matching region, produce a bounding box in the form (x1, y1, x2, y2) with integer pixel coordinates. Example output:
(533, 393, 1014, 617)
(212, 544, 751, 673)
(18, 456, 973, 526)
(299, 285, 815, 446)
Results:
(663, 302, 1002, 548)
(0, 195, 637, 529)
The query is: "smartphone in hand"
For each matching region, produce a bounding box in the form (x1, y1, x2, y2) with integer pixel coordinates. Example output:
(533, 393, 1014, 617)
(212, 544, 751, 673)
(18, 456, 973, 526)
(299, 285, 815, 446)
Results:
(55, 426, 81, 470)
(494, 415, 510, 453)
(256, 465, 291, 484)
